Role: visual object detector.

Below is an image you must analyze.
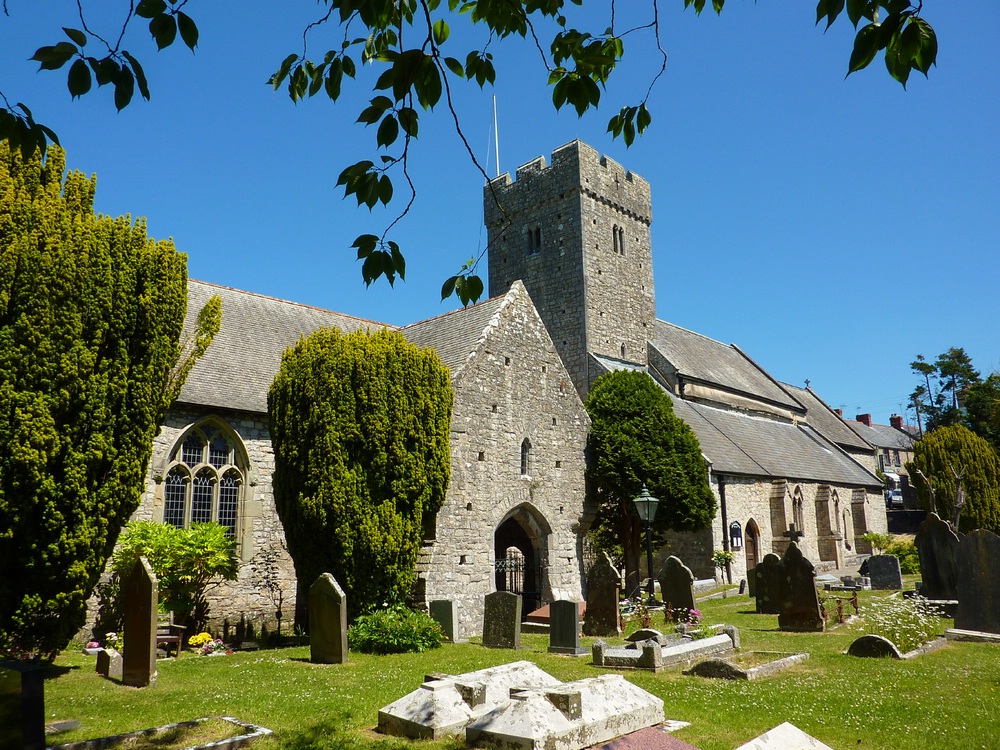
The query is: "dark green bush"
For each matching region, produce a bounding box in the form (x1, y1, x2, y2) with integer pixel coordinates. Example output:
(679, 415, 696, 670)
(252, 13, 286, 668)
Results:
(348, 605, 444, 654)
(885, 538, 920, 574)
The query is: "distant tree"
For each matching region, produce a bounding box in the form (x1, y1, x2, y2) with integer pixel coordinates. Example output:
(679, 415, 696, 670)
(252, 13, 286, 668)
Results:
(910, 348, 982, 432)
(268, 328, 452, 624)
(585, 370, 716, 596)
(2, 2, 938, 303)
(0, 143, 218, 659)
(964, 373, 1000, 454)
(906, 425, 1000, 534)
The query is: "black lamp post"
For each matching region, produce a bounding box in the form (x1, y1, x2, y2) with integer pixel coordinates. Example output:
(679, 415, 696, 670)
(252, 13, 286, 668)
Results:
(632, 485, 660, 604)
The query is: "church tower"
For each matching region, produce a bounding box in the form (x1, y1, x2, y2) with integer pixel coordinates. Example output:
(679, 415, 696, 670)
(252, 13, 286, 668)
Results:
(485, 140, 655, 397)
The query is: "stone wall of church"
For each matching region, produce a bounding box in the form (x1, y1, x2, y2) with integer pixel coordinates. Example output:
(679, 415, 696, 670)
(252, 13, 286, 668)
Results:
(416, 285, 592, 638)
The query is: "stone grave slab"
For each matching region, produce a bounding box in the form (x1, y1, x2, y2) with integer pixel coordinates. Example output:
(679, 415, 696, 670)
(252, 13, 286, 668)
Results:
(777, 544, 824, 632)
(597, 725, 701, 750)
(0, 660, 45, 750)
(955, 529, 1000, 635)
(122, 556, 158, 688)
(753, 554, 783, 614)
(733, 722, 834, 750)
(593, 632, 736, 672)
(309, 573, 348, 664)
(548, 599, 587, 655)
(378, 661, 560, 739)
(867, 555, 903, 590)
(466, 674, 664, 750)
(657, 556, 695, 615)
(915, 512, 963, 600)
(483, 590, 522, 649)
(583, 552, 620, 637)
(429, 599, 467, 643)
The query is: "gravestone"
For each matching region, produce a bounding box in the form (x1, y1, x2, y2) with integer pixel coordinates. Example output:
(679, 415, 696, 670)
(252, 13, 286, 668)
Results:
(914, 512, 963, 600)
(777, 543, 824, 632)
(548, 599, 587, 655)
(309, 573, 348, 664)
(0, 660, 45, 750)
(96, 649, 123, 681)
(429, 599, 467, 643)
(658, 556, 695, 614)
(122, 556, 158, 688)
(482, 591, 522, 649)
(753, 554, 783, 614)
(847, 634, 904, 659)
(866, 555, 903, 590)
(583, 552, 620, 637)
(955, 529, 1000, 635)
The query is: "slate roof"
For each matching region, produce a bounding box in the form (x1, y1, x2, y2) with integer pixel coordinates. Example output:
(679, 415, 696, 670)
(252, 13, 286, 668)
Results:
(648, 320, 803, 413)
(781, 383, 873, 452)
(178, 280, 392, 414)
(401, 294, 507, 376)
(845, 420, 917, 451)
(592, 355, 881, 487)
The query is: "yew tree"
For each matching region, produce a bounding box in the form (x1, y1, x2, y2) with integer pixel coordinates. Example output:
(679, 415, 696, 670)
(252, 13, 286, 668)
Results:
(268, 327, 452, 623)
(0, 143, 202, 659)
(585, 369, 716, 596)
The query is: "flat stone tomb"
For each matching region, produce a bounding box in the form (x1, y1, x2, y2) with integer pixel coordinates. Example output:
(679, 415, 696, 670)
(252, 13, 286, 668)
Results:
(592, 631, 736, 672)
(733, 721, 834, 750)
(466, 674, 665, 750)
(377, 661, 564, 739)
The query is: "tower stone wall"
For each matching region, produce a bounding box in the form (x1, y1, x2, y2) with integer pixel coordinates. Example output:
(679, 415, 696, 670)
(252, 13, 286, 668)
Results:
(486, 140, 656, 397)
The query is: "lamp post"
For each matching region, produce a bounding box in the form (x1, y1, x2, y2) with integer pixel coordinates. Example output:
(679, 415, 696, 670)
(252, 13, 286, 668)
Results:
(632, 485, 660, 605)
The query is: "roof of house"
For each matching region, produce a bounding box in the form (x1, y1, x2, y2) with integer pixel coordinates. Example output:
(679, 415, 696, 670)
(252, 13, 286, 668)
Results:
(178, 280, 392, 414)
(845, 420, 918, 451)
(781, 383, 874, 453)
(648, 320, 804, 413)
(593, 355, 881, 488)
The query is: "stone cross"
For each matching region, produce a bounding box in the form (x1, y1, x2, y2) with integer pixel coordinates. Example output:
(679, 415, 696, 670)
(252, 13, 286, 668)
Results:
(309, 573, 348, 664)
(783, 524, 805, 543)
(122, 556, 158, 688)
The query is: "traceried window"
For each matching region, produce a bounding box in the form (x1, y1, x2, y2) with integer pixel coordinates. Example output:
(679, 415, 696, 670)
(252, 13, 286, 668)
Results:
(162, 422, 246, 538)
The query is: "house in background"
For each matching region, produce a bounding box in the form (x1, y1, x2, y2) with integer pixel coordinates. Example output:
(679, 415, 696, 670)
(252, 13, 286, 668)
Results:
(844, 414, 919, 508)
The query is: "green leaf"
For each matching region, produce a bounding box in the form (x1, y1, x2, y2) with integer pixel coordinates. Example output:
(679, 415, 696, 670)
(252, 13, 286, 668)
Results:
(136, 0, 167, 19)
(177, 11, 199, 51)
(845, 0, 867, 27)
(398, 107, 418, 136)
(444, 57, 464, 78)
(149, 14, 177, 51)
(377, 115, 399, 148)
(389, 241, 406, 281)
(270, 53, 298, 90)
(122, 52, 150, 100)
(847, 23, 880, 75)
(911, 18, 937, 76)
(63, 27, 87, 47)
(67, 58, 92, 98)
(31, 42, 77, 70)
(290, 65, 307, 102)
(91, 57, 119, 87)
(113, 66, 135, 110)
(441, 275, 458, 301)
(352, 234, 379, 259)
(432, 19, 450, 45)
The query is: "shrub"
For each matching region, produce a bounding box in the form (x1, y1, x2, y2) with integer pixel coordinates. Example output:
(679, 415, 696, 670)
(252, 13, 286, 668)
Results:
(885, 538, 920, 574)
(348, 605, 444, 654)
(854, 595, 941, 653)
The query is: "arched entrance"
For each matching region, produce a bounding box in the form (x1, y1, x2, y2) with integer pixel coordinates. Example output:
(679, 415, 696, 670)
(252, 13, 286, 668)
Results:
(494, 504, 551, 614)
(745, 519, 761, 572)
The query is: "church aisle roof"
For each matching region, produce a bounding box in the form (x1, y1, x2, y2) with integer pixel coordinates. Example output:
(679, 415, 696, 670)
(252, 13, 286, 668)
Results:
(592, 355, 880, 487)
(781, 383, 874, 452)
(179, 280, 392, 414)
(648, 320, 803, 413)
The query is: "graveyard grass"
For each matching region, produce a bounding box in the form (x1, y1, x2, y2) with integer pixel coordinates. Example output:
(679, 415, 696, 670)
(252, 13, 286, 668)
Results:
(42, 586, 999, 750)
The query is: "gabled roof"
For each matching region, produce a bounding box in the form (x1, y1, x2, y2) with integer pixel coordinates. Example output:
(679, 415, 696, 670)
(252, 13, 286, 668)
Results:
(782, 383, 873, 453)
(401, 294, 507, 376)
(648, 320, 803, 413)
(845, 420, 917, 451)
(178, 280, 391, 414)
(592, 355, 881, 488)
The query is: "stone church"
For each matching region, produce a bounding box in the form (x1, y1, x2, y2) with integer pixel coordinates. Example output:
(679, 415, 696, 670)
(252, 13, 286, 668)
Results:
(130, 140, 886, 638)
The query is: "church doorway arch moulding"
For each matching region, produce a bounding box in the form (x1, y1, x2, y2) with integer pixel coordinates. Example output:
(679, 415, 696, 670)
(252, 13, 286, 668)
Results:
(494, 503, 552, 615)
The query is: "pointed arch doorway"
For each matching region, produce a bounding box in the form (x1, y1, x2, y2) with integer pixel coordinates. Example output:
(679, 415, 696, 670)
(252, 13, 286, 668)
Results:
(494, 504, 551, 615)
(745, 519, 761, 572)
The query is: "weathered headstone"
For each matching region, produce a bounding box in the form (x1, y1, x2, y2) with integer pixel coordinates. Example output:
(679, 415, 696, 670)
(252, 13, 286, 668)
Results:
(658, 556, 695, 615)
(309, 573, 348, 664)
(548, 599, 587, 655)
(955, 529, 1000, 635)
(583, 552, 620, 637)
(914, 512, 963, 600)
(96, 649, 124, 681)
(0, 660, 45, 750)
(777, 543, 824, 632)
(482, 591, 522, 649)
(847, 634, 904, 659)
(429, 599, 467, 643)
(867, 554, 903, 590)
(122, 556, 158, 688)
(753, 554, 783, 614)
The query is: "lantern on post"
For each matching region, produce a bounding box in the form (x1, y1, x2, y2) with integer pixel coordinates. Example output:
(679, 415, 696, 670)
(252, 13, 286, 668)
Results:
(632, 485, 660, 604)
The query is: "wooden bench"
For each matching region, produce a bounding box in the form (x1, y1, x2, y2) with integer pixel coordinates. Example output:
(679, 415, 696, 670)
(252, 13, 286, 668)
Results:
(156, 613, 186, 658)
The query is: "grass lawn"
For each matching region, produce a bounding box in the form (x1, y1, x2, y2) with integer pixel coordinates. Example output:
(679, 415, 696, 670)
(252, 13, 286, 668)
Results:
(42, 587, 1000, 750)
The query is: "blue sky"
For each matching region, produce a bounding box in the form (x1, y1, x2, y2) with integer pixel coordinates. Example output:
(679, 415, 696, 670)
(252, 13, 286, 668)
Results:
(2, 2, 997, 426)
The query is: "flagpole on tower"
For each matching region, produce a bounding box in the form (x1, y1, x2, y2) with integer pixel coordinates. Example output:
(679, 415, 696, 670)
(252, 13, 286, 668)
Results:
(493, 95, 500, 178)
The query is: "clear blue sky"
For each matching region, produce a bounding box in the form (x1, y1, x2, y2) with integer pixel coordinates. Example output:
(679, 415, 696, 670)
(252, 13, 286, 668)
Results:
(3, 2, 997, 426)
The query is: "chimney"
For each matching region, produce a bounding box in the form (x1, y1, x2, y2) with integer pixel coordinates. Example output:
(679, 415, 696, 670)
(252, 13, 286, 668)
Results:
(856, 414, 872, 427)
(890, 414, 903, 430)
(834, 408, 843, 418)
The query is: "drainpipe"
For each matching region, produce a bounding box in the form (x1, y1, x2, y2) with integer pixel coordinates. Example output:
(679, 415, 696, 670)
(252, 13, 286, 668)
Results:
(718, 473, 732, 584)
